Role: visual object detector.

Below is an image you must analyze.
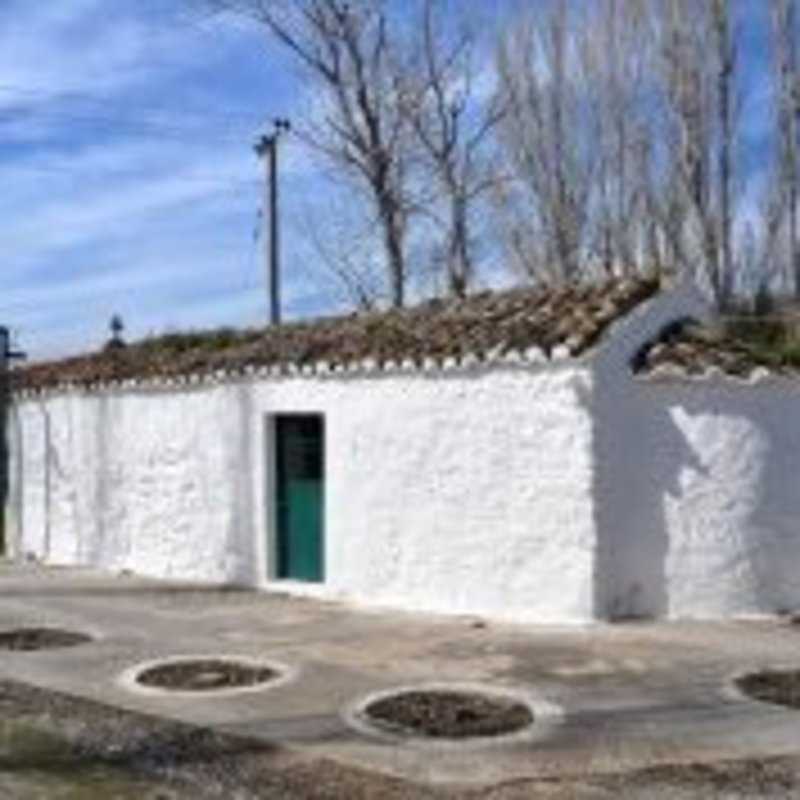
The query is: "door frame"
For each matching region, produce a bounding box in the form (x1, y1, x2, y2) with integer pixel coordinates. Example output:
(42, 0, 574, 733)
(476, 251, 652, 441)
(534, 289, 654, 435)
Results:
(264, 412, 326, 584)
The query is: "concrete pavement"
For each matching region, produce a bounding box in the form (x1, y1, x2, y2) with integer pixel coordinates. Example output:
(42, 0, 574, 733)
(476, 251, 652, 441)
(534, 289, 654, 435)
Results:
(0, 562, 799, 787)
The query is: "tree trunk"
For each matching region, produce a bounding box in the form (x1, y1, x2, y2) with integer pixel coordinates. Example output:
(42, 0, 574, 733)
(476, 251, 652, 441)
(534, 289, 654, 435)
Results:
(380, 197, 406, 307)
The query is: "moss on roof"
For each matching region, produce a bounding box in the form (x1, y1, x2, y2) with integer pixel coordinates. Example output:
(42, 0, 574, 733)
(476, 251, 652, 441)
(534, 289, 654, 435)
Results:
(636, 315, 800, 378)
(16, 276, 660, 392)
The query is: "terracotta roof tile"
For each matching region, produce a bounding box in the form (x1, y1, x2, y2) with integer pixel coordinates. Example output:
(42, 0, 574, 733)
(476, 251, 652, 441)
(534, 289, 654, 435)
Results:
(636, 318, 800, 378)
(16, 276, 659, 392)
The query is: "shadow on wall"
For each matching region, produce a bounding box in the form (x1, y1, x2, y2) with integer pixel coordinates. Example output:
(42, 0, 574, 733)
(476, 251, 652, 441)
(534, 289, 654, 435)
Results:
(591, 335, 800, 621)
(752, 399, 800, 612)
(225, 383, 259, 586)
(588, 349, 707, 621)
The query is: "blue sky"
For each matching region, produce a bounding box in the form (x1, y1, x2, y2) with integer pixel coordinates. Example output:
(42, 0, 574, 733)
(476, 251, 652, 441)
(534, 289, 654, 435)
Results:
(0, 0, 776, 361)
(0, 0, 322, 361)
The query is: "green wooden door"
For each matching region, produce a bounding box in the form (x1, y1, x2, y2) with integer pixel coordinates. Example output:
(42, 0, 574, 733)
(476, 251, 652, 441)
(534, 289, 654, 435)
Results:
(275, 416, 324, 581)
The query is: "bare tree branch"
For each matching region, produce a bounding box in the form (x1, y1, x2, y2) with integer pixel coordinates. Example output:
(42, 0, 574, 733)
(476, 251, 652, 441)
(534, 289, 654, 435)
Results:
(213, 0, 413, 306)
(401, 0, 506, 297)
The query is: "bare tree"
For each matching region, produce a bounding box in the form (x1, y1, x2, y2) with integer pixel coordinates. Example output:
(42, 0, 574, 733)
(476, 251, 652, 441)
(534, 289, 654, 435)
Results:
(213, 0, 413, 307)
(402, 0, 505, 297)
(712, 0, 737, 303)
(578, 0, 656, 275)
(202, 0, 768, 309)
(496, 0, 595, 283)
(492, 0, 746, 302)
(650, 0, 741, 307)
(658, 1, 715, 287)
(495, 0, 662, 284)
(771, 0, 800, 297)
(295, 183, 384, 311)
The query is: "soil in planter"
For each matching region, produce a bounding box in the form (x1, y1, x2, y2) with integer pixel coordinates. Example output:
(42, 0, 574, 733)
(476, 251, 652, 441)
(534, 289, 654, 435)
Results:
(363, 690, 533, 739)
(0, 628, 92, 652)
(736, 670, 800, 710)
(135, 659, 277, 692)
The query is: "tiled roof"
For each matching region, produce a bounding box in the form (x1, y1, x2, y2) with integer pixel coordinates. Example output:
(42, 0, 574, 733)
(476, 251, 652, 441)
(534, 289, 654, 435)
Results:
(15, 276, 659, 393)
(635, 318, 800, 379)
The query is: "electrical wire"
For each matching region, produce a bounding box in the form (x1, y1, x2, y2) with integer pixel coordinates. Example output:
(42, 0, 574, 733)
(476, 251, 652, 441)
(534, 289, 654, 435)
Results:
(242, 204, 264, 292)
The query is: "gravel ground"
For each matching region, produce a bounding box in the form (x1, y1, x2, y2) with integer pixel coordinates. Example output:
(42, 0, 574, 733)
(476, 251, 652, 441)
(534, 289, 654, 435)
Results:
(363, 690, 533, 738)
(1, 679, 800, 799)
(135, 659, 277, 692)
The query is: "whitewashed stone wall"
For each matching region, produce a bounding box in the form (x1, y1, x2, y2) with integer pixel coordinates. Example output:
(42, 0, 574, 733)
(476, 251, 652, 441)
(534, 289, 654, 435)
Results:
(590, 280, 800, 621)
(589, 279, 713, 620)
(11, 387, 251, 583)
(8, 362, 598, 624)
(628, 375, 800, 619)
(10, 281, 799, 623)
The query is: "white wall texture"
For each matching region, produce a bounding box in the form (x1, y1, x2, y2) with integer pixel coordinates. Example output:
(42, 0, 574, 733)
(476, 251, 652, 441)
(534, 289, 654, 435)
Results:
(589, 280, 713, 620)
(8, 363, 598, 624)
(627, 376, 800, 619)
(590, 280, 800, 621)
(9, 281, 800, 623)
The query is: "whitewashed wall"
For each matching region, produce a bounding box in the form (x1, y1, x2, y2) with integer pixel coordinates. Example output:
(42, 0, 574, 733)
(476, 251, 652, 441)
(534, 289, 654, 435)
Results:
(591, 280, 800, 621)
(590, 280, 713, 620)
(11, 387, 251, 582)
(8, 363, 598, 624)
(628, 376, 800, 619)
(11, 281, 797, 624)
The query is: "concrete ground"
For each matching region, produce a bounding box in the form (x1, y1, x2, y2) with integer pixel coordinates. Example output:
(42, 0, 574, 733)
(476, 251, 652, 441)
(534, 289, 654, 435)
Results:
(0, 562, 799, 791)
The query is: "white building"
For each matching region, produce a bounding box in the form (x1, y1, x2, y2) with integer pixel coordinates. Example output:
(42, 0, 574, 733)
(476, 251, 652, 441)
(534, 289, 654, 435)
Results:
(6, 276, 800, 624)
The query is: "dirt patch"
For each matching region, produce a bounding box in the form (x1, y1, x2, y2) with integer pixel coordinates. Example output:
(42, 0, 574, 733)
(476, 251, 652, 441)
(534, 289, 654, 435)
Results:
(135, 659, 277, 692)
(1, 679, 800, 798)
(0, 627, 92, 651)
(0, 679, 441, 799)
(363, 690, 533, 739)
(736, 669, 800, 709)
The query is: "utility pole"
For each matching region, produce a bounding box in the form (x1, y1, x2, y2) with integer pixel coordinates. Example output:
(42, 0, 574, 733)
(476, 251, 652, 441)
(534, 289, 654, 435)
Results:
(0, 327, 25, 556)
(255, 118, 291, 326)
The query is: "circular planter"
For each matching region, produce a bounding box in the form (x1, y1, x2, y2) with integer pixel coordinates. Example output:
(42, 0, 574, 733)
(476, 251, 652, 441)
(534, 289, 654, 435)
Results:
(364, 688, 532, 738)
(118, 655, 295, 698)
(0, 627, 92, 651)
(734, 669, 800, 710)
(344, 682, 562, 748)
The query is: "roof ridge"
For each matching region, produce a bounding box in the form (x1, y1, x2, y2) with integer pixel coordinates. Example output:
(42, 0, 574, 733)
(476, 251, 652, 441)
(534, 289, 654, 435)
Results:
(16, 276, 659, 394)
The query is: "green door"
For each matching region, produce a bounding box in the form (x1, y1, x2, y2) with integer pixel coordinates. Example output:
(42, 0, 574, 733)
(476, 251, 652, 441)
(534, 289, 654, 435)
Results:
(275, 415, 324, 581)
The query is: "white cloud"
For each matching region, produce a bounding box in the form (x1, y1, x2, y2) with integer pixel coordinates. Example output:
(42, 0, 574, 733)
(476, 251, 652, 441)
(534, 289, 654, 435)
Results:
(0, 0, 318, 362)
(0, 1, 459, 359)
(0, 3, 145, 98)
